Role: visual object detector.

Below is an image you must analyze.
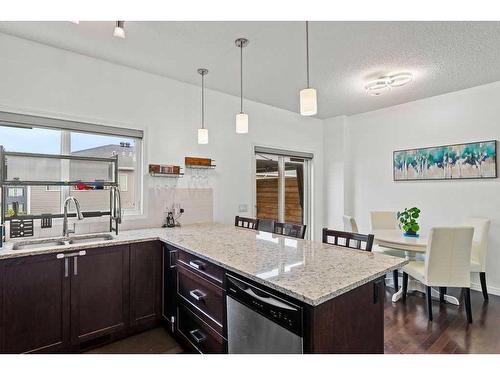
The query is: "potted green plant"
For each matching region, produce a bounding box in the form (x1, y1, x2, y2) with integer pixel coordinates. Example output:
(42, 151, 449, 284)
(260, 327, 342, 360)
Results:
(397, 207, 421, 237)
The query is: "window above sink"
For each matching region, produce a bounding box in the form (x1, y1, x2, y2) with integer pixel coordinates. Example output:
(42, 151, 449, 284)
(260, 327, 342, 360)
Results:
(0, 111, 143, 217)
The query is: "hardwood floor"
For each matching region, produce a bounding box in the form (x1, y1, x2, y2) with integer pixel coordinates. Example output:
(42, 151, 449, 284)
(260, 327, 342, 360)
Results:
(384, 287, 500, 353)
(84, 327, 183, 354)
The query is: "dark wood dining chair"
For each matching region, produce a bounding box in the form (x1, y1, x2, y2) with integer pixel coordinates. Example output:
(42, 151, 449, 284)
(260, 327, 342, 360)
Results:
(273, 222, 307, 239)
(322, 228, 374, 251)
(256, 218, 276, 233)
(234, 216, 260, 230)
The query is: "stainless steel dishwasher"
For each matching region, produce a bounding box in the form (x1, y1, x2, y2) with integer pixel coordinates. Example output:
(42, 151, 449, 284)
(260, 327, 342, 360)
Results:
(226, 274, 303, 354)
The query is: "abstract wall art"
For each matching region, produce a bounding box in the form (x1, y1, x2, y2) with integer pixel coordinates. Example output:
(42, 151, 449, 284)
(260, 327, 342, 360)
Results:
(393, 140, 497, 181)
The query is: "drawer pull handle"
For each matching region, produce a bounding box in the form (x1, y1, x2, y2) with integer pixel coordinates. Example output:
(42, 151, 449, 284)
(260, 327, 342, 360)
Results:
(64, 258, 69, 278)
(189, 329, 207, 344)
(189, 260, 205, 270)
(169, 250, 177, 269)
(189, 289, 206, 301)
(56, 250, 86, 259)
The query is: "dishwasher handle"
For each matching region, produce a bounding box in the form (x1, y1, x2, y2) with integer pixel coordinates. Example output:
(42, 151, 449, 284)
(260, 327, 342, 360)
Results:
(228, 276, 298, 311)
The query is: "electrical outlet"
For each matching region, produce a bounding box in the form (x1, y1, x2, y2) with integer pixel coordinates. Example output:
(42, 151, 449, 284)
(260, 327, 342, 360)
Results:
(238, 204, 248, 213)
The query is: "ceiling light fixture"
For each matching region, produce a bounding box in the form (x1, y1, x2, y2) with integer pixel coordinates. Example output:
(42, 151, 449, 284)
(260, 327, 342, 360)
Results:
(365, 73, 413, 96)
(235, 38, 249, 134)
(300, 21, 317, 116)
(388, 73, 413, 87)
(197, 68, 209, 145)
(113, 21, 125, 39)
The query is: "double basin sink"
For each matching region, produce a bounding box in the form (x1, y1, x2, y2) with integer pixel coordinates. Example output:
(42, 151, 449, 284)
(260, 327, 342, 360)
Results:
(12, 233, 114, 251)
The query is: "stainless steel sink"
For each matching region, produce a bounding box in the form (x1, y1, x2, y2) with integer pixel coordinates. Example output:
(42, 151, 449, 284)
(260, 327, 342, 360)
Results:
(12, 238, 67, 251)
(11, 233, 114, 250)
(63, 233, 114, 245)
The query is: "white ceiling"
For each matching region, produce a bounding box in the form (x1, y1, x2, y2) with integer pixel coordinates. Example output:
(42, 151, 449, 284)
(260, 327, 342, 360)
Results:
(1, 21, 500, 119)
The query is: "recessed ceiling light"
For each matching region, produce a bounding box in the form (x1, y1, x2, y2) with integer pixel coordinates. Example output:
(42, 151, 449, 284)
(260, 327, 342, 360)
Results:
(365, 72, 413, 96)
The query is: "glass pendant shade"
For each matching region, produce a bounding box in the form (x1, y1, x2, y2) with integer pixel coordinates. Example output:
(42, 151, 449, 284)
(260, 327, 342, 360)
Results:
(113, 27, 125, 38)
(235, 112, 249, 134)
(300, 88, 317, 116)
(198, 128, 208, 144)
(113, 21, 125, 38)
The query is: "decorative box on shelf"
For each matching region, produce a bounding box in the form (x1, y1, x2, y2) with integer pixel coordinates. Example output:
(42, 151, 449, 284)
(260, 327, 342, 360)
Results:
(184, 157, 216, 169)
(149, 164, 184, 177)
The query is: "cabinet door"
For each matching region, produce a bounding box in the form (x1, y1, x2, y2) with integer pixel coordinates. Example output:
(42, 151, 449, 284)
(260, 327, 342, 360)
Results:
(130, 241, 162, 332)
(70, 245, 129, 348)
(0, 253, 70, 353)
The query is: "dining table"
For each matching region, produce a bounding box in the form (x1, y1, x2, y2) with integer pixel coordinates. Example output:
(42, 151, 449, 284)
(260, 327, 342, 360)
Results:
(373, 230, 460, 306)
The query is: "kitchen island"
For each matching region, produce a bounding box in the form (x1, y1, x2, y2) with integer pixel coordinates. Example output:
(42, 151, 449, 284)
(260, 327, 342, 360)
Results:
(0, 223, 407, 354)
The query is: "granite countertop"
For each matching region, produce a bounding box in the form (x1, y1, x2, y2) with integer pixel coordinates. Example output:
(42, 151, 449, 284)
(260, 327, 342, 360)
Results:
(0, 223, 407, 306)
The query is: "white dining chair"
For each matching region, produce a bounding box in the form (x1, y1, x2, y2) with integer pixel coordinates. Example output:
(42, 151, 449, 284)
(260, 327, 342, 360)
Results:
(402, 227, 474, 323)
(464, 217, 490, 300)
(343, 215, 359, 233)
(370, 211, 402, 290)
(370, 211, 399, 231)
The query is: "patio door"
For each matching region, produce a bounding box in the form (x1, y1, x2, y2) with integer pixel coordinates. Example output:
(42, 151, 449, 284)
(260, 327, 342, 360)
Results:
(254, 147, 312, 237)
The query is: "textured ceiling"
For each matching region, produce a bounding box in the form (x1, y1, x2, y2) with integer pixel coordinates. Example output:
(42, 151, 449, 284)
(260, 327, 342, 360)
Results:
(1, 21, 500, 118)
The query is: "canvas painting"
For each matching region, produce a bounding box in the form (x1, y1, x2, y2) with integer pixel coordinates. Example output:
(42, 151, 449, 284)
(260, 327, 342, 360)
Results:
(393, 140, 497, 181)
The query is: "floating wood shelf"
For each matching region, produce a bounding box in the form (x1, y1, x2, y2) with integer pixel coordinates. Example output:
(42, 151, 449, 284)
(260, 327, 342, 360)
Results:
(184, 156, 216, 169)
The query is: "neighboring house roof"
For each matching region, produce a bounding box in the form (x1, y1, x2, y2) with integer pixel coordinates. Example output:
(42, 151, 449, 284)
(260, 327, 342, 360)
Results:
(71, 144, 135, 170)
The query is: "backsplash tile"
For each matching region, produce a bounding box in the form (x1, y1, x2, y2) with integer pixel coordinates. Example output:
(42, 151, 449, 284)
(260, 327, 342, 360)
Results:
(4, 188, 213, 239)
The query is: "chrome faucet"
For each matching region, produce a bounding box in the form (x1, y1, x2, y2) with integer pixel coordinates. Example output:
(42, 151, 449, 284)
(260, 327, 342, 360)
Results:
(111, 186, 122, 224)
(63, 196, 84, 237)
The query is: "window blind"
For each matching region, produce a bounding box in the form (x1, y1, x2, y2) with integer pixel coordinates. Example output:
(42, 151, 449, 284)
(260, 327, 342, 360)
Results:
(0, 111, 143, 139)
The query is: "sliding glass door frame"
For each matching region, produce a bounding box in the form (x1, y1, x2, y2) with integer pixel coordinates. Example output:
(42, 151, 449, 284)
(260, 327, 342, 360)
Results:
(252, 145, 313, 239)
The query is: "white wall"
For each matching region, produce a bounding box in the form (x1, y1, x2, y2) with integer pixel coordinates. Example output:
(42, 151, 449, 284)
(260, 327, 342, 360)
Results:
(324, 81, 500, 294)
(0, 33, 325, 239)
(323, 115, 346, 229)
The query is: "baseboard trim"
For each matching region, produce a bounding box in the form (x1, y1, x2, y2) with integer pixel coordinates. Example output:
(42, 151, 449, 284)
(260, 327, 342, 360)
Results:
(471, 282, 500, 297)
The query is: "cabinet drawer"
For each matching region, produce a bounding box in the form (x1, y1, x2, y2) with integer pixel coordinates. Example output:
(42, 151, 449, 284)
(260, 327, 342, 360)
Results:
(177, 264, 224, 331)
(177, 303, 226, 354)
(177, 250, 224, 285)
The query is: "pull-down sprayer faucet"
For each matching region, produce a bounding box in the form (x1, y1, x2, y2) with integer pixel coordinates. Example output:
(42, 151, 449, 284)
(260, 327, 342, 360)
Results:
(62, 196, 84, 237)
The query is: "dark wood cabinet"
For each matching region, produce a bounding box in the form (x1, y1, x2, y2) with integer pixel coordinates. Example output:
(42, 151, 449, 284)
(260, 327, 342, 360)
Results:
(70, 245, 130, 349)
(130, 241, 162, 332)
(0, 252, 70, 353)
(172, 248, 227, 353)
(177, 303, 225, 354)
(177, 250, 224, 285)
(177, 264, 225, 333)
(303, 277, 385, 354)
(0, 241, 166, 354)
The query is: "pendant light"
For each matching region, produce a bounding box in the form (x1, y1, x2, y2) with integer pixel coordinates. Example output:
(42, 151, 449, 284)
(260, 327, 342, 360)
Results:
(197, 68, 209, 144)
(113, 21, 125, 38)
(299, 21, 317, 116)
(235, 38, 249, 134)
